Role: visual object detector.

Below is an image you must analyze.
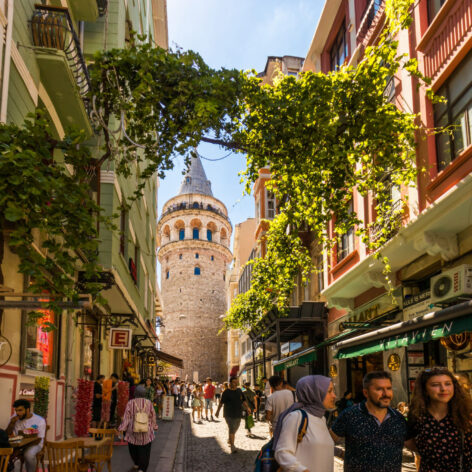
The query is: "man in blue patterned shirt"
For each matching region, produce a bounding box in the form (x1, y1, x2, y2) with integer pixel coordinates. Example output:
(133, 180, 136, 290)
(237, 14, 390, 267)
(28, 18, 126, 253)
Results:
(330, 371, 407, 472)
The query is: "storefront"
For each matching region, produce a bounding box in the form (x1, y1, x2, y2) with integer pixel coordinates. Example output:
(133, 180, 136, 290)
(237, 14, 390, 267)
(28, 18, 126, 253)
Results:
(332, 300, 472, 401)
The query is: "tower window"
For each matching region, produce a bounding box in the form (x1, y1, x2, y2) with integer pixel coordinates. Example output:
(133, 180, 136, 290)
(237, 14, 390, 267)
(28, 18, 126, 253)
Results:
(193, 202, 199, 209)
(207, 229, 212, 241)
(194, 267, 201, 275)
(179, 229, 185, 240)
(186, 177, 191, 184)
(193, 228, 199, 239)
(195, 253, 199, 259)
(211, 255, 214, 261)
(166, 270, 170, 279)
(179, 254, 182, 259)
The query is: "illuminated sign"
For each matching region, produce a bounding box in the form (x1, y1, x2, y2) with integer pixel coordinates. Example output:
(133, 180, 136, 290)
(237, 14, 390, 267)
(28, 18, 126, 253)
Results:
(109, 328, 133, 349)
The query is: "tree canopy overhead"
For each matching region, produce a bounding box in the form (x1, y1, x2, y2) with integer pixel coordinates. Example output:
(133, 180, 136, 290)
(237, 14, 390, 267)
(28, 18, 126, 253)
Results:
(0, 0, 434, 329)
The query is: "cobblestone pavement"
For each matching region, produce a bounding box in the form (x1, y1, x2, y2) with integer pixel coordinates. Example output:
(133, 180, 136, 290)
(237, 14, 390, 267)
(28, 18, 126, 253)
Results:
(180, 407, 344, 472)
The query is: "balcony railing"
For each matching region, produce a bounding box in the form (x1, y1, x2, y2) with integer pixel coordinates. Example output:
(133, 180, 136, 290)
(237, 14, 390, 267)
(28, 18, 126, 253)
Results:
(418, 0, 472, 83)
(357, 0, 385, 43)
(369, 199, 403, 244)
(31, 5, 91, 102)
(160, 201, 231, 224)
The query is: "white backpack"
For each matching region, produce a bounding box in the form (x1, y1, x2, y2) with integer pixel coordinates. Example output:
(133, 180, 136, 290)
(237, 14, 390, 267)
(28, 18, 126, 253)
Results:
(133, 408, 149, 433)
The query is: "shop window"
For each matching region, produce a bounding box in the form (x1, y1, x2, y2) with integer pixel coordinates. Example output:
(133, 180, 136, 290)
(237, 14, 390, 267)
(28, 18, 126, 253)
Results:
(194, 267, 201, 275)
(265, 189, 276, 219)
(207, 229, 212, 241)
(427, 0, 446, 23)
(435, 50, 472, 171)
(193, 228, 199, 239)
(330, 22, 348, 71)
(25, 308, 56, 373)
(179, 229, 185, 240)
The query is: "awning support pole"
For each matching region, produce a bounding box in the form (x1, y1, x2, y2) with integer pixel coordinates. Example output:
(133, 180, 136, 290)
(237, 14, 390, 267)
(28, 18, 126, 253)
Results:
(276, 320, 281, 361)
(252, 340, 257, 385)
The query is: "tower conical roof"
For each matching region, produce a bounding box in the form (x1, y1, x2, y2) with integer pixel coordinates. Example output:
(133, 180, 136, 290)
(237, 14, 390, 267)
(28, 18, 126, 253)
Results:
(178, 155, 213, 196)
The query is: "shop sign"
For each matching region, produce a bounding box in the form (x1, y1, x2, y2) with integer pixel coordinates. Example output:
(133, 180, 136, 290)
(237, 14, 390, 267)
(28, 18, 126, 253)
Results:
(387, 353, 401, 371)
(281, 343, 290, 355)
(342, 293, 400, 327)
(273, 349, 316, 372)
(19, 383, 35, 398)
(162, 395, 174, 420)
(403, 290, 439, 321)
(109, 328, 133, 349)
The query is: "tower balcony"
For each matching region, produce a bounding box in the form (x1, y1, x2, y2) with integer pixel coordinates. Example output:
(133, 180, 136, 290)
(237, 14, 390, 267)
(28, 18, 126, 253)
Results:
(31, 4, 92, 136)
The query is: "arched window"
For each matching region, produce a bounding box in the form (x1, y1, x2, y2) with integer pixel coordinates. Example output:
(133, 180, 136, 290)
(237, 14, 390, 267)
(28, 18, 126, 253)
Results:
(211, 255, 214, 261)
(193, 228, 199, 239)
(179, 229, 185, 240)
(195, 253, 199, 259)
(193, 202, 199, 209)
(166, 270, 170, 279)
(194, 267, 201, 275)
(207, 229, 212, 241)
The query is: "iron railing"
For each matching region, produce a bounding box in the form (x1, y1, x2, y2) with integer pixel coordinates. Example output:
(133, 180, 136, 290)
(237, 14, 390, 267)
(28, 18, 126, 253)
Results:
(31, 4, 91, 102)
(159, 201, 231, 224)
(357, 0, 385, 41)
(369, 199, 403, 244)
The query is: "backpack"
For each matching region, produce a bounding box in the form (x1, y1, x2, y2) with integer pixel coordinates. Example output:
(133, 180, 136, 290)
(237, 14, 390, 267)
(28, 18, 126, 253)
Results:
(254, 409, 308, 472)
(133, 408, 149, 433)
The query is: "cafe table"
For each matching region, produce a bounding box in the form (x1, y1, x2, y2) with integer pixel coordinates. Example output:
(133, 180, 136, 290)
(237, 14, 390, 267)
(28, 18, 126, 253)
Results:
(8, 436, 41, 464)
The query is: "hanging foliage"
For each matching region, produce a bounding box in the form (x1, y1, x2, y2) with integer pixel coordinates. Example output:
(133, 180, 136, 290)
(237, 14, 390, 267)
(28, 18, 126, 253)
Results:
(33, 376, 50, 419)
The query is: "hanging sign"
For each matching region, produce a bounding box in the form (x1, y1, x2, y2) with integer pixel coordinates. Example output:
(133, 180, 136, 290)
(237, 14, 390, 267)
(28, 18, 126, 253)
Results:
(162, 395, 174, 421)
(109, 328, 133, 349)
(387, 353, 401, 371)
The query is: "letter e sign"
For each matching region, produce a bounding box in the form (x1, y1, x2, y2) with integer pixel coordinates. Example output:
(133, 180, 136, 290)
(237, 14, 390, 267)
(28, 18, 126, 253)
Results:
(109, 328, 132, 349)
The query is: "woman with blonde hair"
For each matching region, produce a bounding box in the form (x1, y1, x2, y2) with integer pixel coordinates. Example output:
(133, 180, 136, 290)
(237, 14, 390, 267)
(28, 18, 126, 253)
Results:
(405, 367, 472, 472)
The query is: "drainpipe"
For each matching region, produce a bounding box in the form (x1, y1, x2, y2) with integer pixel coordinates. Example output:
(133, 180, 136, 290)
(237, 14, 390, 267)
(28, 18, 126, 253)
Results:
(0, 0, 14, 123)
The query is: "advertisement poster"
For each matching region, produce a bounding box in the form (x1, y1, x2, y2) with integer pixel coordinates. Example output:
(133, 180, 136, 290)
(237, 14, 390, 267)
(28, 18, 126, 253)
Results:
(407, 351, 424, 365)
(162, 395, 174, 421)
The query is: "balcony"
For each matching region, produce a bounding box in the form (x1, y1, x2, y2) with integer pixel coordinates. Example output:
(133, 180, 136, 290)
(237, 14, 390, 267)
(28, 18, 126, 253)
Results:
(159, 201, 231, 225)
(417, 0, 472, 86)
(31, 4, 92, 136)
(357, 0, 385, 45)
(369, 199, 403, 244)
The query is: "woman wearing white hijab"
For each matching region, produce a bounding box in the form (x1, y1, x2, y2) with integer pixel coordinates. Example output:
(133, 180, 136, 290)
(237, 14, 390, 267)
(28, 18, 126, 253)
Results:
(273, 375, 336, 472)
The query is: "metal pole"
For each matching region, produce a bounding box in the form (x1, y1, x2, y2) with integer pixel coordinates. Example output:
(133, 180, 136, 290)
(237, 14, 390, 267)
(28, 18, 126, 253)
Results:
(276, 320, 281, 360)
(262, 342, 267, 378)
(252, 341, 256, 385)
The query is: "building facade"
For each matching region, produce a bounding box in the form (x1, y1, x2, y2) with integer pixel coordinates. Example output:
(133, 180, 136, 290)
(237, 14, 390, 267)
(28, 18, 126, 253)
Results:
(158, 156, 232, 382)
(0, 0, 167, 438)
(303, 0, 472, 402)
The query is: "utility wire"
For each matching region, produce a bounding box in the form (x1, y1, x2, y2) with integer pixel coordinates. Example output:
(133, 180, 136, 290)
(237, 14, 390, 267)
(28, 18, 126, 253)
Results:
(197, 150, 233, 162)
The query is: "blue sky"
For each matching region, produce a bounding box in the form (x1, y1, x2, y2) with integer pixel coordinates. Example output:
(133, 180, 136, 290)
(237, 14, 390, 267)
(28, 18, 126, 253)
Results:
(158, 0, 324, 237)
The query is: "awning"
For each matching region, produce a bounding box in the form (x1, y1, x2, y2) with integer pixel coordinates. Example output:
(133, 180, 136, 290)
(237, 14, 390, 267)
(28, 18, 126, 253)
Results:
(272, 347, 317, 372)
(155, 349, 183, 369)
(334, 300, 472, 359)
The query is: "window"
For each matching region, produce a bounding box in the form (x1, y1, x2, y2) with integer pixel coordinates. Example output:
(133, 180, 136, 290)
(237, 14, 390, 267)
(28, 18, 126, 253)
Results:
(25, 307, 56, 373)
(186, 177, 191, 184)
(195, 253, 199, 259)
(166, 270, 170, 279)
(192, 202, 199, 209)
(211, 255, 214, 261)
(435, 50, 472, 171)
(179, 254, 183, 259)
(330, 23, 348, 71)
(207, 229, 212, 241)
(234, 342, 239, 357)
(134, 245, 140, 286)
(337, 201, 355, 262)
(428, 0, 446, 22)
(193, 228, 199, 239)
(255, 198, 260, 221)
(266, 189, 276, 219)
(316, 254, 324, 292)
(179, 229, 185, 240)
(194, 267, 201, 275)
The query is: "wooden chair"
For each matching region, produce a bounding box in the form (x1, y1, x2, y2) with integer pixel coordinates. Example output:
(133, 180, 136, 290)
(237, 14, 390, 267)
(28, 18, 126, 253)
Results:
(81, 429, 116, 472)
(0, 448, 13, 472)
(46, 440, 83, 472)
(35, 424, 50, 471)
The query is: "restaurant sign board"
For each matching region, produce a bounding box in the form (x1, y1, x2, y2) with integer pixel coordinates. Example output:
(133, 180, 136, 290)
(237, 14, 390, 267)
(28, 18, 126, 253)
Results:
(109, 328, 133, 349)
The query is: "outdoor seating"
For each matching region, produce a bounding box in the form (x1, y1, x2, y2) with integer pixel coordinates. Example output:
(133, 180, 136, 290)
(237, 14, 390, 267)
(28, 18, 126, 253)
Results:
(46, 440, 83, 472)
(0, 448, 13, 472)
(81, 429, 116, 472)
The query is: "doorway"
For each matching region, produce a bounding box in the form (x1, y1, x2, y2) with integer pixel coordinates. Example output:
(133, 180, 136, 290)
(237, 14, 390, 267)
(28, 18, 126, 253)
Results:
(347, 352, 384, 401)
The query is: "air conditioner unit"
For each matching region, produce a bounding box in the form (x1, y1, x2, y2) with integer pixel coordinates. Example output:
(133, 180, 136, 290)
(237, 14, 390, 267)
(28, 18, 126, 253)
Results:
(430, 264, 472, 305)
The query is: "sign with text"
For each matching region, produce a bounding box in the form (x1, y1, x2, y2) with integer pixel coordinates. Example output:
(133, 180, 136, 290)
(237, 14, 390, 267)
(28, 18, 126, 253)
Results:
(109, 328, 132, 349)
(162, 395, 174, 421)
(19, 383, 35, 398)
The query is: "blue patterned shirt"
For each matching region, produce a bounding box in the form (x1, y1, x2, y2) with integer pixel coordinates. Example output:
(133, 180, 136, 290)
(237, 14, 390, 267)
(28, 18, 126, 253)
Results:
(331, 401, 407, 472)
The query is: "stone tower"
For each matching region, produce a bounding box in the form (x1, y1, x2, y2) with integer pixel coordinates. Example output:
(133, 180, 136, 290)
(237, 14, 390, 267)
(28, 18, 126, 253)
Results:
(157, 156, 232, 382)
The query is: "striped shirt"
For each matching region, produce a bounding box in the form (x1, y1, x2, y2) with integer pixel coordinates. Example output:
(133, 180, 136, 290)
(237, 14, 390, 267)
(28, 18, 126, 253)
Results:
(118, 397, 157, 445)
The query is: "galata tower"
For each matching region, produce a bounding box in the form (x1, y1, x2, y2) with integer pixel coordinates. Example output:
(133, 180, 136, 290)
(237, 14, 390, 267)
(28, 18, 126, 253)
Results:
(157, 156, 232, 382)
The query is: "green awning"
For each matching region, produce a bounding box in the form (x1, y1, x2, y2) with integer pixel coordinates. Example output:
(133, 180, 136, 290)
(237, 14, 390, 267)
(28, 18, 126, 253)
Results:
(335, 314, 472, 359)
(273, 348, 317, 372)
